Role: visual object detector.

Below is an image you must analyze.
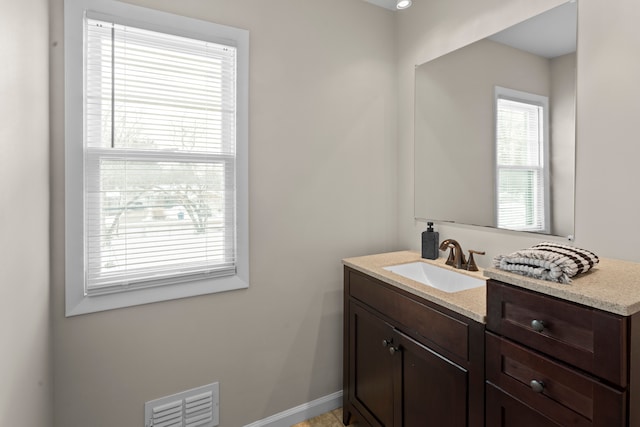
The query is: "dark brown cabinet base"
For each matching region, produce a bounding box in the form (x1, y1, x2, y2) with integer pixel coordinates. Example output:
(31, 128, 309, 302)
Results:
(486, 279, 639, 427)
(343, 267, 484, 427)
(344, 264, 640, 427)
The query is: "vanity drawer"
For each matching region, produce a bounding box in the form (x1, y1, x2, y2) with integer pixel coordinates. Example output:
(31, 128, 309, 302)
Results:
(486, 382, 564, 427)
(486, 280, 627, 386)
(347, 269, 469, 362)
(486, 332, 626, 426)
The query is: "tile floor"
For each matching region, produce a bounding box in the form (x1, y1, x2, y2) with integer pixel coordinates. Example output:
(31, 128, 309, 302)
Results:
(291, 407, 358, 427)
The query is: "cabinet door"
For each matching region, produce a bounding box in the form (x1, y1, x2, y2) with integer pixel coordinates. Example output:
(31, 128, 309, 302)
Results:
(486, 383, 563, 427)
(349, 302, 396, 427)
(395, 329, 467, 427)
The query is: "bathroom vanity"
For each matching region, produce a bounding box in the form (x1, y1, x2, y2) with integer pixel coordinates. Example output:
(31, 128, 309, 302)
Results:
(342, 252, 486, 427)
(485, 259, 640, 427)
(343, 251, 640, 427)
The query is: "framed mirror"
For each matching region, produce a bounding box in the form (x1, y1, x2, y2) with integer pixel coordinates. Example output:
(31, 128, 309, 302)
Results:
(414, 1, 577, 238)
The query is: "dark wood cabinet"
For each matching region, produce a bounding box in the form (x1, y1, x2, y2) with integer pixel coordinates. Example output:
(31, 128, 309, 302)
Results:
(486, 279, 639, 427)
(344, 256, 640, 427)
(487, 280, 626, 385)
(344, 267, 484, 427)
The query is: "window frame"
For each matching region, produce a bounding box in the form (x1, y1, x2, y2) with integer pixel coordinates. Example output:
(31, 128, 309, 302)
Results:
(494, 86, 550, 234)
(64, 0, 249, 316)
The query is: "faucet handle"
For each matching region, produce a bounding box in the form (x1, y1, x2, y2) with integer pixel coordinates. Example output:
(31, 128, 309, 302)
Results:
(466, 250, 485, 271)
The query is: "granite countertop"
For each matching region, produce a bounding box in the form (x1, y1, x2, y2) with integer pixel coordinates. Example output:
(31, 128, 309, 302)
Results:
(484, 257, 640, 316)
(342, 250, 487, 323)
(343, 250, 640, 323)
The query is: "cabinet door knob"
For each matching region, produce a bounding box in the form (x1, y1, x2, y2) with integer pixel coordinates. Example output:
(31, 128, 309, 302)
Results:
(530, 380, 545, 393)
(382, 339, 393, 347)
(389, 346, 400, 355)
(531, 319, 545, 332)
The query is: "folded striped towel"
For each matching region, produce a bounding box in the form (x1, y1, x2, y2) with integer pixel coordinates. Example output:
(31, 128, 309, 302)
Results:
(493, 242, 599, 284)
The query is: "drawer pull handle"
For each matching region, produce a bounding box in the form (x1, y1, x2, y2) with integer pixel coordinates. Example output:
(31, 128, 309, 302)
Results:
(531, 319, 545, 332)
(382, 339, 393, 347)
(530, 380, 545, 393)
(389, 346, 400, 355)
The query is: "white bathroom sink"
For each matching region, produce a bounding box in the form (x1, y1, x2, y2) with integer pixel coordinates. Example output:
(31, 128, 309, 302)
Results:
(383, 261, 485, 293)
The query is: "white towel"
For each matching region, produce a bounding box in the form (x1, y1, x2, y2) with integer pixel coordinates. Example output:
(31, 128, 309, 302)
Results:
(493, 242, 599, 284)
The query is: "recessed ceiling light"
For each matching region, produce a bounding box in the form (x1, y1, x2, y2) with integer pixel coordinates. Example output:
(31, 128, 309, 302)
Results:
(396, 0, 412, 9)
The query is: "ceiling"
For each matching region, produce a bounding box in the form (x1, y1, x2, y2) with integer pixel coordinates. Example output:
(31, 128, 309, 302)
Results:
(361, 1, 577, 59)
(489, 1, 577, 59)
(362, 0, 399, 11)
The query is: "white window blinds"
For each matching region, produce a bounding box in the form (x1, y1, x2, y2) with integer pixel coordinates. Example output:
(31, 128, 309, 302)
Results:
(495, 93, 548, 232)
(84, 16, 238, 294)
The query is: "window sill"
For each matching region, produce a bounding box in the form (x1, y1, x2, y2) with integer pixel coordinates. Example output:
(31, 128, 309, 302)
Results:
(65, 274, 249, 317)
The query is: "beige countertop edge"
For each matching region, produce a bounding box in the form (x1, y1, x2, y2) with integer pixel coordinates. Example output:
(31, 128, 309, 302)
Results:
(484, 256, 640, 317)
(343, 251, 640, 320)
(342, 250, 487, 324)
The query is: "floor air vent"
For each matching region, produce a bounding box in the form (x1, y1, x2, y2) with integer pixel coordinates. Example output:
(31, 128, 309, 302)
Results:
(145, 382, 219, 427)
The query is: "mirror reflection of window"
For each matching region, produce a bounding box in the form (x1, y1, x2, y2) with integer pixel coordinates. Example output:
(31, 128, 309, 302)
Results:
(495, 86, 550, 233)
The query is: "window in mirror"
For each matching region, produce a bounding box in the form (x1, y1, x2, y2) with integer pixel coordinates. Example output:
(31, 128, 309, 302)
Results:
(495, 86, 550, 233)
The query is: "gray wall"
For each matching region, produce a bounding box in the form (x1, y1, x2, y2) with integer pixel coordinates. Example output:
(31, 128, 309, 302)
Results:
(398, 0, 640, 264)
(49, 0, 398, 426)
(0, 0, 51, 426)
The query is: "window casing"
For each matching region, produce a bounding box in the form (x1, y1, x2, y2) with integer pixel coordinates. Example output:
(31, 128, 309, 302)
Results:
(65, 0, 249, 316)
(494, 86, 550, 233)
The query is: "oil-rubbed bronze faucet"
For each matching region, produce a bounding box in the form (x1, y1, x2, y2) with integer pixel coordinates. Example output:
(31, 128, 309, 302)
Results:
(439, 239, 466, 269)
(439, 239, 486, 271)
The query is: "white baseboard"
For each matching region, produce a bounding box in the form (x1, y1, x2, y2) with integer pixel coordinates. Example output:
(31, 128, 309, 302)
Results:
(243, 390, 343, 427)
